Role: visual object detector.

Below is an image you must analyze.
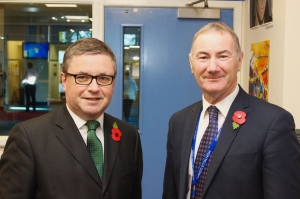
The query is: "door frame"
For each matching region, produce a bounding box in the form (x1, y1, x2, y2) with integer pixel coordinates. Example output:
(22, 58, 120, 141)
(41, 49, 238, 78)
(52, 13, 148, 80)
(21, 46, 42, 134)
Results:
(100, 1, 243, 46)
(100, 1, 243, 82)
(104, 6, 239, 199)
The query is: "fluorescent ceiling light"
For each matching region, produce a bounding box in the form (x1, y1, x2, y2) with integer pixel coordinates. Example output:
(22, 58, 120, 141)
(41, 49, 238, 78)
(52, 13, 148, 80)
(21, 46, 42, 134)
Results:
(20, 7, 43, 12)
(45, 4, 77, 7)
(65, 15, 89, 20)
(133, 56, 140, 61)
(129, 46, 140, 49)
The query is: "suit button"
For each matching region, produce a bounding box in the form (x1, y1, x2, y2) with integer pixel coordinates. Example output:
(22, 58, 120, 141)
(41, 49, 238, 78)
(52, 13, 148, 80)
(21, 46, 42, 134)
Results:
(103, 192, 108, 196)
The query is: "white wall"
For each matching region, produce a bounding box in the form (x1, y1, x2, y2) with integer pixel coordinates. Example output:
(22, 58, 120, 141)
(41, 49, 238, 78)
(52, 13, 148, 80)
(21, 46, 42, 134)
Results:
(0, 138, 5, 155)
(283, 1, 300, 128)
(242, 0, 300, 128)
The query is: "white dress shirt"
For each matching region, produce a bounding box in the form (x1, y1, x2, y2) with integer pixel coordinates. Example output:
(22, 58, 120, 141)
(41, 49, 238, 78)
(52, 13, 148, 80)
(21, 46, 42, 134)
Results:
(186, 85, 239, 198)
(66, 104, 105, 155)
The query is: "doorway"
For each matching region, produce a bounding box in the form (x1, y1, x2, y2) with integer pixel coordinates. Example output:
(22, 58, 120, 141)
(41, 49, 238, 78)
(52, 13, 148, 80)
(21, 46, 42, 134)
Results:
(105, 7, 234, 199)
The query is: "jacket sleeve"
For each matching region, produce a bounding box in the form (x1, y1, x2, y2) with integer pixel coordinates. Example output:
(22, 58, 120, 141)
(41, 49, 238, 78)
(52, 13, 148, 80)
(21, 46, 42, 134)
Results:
(162, 117, 179, 199)
(0, 123, 36, 199)
(262, 109, 300, 198)
(132, 129, 143, 199)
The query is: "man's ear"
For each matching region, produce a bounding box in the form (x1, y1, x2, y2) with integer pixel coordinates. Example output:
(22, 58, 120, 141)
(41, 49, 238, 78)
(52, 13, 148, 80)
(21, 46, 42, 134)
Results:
(61, 72, 66, 83)
(189, 54, 194, 74)
(61, 72, 67, 92)
(238, 52, 244, 71)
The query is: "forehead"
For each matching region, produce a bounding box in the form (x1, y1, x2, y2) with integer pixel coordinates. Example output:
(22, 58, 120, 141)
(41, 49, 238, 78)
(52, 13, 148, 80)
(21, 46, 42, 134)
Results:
(68, 54, 114, 73)
(193, 30, 235, 52)
(70, 54, 112, 68)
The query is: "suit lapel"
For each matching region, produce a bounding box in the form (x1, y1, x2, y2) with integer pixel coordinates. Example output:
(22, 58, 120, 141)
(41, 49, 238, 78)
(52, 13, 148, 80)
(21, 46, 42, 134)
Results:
(202, 87, 250, 196)
(179, 101, 203, 198)
(102, 114, 120, 194)
(55, 105, 102, 187)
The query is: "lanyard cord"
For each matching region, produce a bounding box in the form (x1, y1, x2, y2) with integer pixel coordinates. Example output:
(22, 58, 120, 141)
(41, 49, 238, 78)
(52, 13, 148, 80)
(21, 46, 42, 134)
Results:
(190, 109, 223, 196)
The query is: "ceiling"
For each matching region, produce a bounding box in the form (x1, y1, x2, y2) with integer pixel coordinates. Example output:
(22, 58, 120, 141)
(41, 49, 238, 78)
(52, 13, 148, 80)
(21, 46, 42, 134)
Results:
(1, 3, 92, 24)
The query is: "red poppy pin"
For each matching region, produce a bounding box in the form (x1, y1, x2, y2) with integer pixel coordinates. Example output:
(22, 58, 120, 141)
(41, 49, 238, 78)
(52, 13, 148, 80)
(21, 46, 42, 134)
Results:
(232, 111, 247, 130)
(111, 122, 122, 141)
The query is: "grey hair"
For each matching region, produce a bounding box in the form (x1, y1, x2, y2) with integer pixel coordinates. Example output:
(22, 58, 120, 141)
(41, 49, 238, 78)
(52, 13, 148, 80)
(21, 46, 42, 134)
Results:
(189, 22, 242, 59)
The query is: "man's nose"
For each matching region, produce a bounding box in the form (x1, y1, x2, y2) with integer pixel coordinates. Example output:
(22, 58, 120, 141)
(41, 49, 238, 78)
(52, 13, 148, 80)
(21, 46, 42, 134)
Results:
(88, 78, 100, 90)
(207, 57, 219, 71)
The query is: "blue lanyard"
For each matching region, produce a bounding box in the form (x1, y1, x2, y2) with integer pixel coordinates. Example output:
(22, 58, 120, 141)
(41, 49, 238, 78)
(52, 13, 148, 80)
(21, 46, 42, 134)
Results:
(191, 109, 223, 197)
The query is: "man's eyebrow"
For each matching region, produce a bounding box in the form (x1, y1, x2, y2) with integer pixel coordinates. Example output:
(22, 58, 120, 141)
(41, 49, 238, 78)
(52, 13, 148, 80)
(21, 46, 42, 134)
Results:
(99, 72, 112, 76)
(72, 71, 88, 74)
(195, 51, 209, 57)
(217, 50, 232, 55)
(74, 72, 112, 76)
(194, 50, 233, 57)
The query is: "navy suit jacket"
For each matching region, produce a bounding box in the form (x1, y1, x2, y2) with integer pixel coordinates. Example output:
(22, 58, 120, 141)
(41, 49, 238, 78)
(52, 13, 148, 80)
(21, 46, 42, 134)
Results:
(163, 86, 300, 199)
(0, 104, 143, 199)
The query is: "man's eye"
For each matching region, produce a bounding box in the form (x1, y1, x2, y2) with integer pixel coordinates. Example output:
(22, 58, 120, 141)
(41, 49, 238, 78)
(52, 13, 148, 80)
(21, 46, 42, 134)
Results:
(197, 56, 208, 62)
(98, 76, 110, 81)
(219, 55, 230, 61)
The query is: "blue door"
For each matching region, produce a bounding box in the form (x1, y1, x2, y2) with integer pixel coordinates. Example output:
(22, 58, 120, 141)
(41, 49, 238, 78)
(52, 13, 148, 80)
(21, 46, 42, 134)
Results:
(105, 7, 233, 199)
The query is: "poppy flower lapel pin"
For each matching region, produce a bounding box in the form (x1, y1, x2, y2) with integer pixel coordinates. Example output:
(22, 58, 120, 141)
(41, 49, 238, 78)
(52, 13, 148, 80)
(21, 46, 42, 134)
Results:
(232, 111, 247, 130)
(111, 122, 122, 141)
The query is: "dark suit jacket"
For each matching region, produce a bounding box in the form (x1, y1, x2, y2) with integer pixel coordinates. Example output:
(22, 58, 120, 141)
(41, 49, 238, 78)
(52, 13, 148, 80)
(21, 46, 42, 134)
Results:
(163, 86, 300, 199)
(0, 104, 143, 199)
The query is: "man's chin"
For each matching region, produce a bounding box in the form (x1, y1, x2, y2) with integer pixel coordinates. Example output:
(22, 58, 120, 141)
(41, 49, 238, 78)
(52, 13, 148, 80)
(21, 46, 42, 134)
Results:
(85, 106, 101, 112)
(203, 85, 223, 93)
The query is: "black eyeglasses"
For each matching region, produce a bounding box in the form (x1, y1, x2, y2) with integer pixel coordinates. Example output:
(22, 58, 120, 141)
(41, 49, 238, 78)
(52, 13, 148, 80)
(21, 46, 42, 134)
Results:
(66, 72, 115, 86)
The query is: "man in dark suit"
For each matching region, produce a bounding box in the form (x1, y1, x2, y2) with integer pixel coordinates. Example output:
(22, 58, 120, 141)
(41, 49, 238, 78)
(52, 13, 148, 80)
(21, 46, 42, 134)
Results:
(162, 22, 300, 199)
(0, 38, 143, 199)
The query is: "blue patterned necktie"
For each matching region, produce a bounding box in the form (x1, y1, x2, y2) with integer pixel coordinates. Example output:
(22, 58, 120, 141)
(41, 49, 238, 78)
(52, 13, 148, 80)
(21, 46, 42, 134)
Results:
(86, 120, 103, 179)
(191, 105, 218, 199)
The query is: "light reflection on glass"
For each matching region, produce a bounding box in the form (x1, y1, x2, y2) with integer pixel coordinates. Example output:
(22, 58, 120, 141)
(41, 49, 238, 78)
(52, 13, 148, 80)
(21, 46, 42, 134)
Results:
(122, 27, 141, 128)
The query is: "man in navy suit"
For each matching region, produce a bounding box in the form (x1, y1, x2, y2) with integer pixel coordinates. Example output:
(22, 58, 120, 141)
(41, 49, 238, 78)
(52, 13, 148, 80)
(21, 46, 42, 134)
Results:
(162, 22, 300, 199)
(0, 38, 143, 199)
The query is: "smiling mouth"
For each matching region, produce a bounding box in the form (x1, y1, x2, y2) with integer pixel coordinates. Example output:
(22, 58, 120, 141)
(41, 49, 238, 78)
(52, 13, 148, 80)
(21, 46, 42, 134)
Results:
(207, 76, 221, 80)
(85, 97, 101, 101)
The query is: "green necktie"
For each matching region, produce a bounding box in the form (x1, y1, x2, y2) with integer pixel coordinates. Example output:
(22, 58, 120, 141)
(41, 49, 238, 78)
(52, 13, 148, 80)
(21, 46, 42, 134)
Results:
(86, 120, 103, 179)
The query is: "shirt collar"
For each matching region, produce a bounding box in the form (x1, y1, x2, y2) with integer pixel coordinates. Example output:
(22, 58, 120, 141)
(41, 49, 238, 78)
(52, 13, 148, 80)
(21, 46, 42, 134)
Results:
(202, 84, 239, 117)
(66, 103, 104, 130)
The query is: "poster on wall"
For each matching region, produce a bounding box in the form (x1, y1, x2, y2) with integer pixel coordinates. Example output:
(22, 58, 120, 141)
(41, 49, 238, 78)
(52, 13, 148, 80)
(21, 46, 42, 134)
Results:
(249, 40, 270, 101)
(250, 0, 273, 28)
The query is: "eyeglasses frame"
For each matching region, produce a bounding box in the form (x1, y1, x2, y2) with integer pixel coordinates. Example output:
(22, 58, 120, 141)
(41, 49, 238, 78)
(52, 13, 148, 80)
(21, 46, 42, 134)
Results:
(65, 72, 115, 86)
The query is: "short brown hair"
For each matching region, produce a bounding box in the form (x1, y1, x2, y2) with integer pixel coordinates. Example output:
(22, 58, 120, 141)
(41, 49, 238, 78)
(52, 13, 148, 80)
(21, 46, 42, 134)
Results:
(62, 38, 117, 75)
